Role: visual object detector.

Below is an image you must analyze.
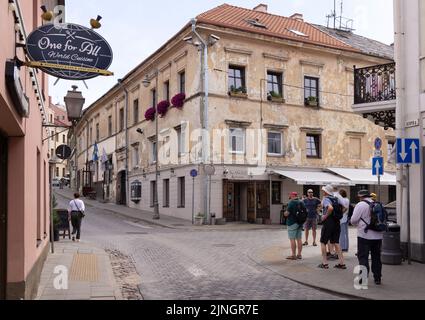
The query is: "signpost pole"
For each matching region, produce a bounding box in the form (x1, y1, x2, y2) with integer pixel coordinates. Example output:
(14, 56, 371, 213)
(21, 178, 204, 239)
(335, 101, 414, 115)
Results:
(378, 174, 381, 203)
(50, 164, 54, 254)
(192, 176, 195, 225)
(406, 164, 411, 265)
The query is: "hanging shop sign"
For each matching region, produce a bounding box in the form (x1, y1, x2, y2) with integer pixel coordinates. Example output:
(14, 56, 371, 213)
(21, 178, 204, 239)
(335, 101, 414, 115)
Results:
(26, 23, 113, 80)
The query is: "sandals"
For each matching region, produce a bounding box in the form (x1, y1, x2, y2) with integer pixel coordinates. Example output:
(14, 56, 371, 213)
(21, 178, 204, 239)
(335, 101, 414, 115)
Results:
(297, 255, 302, 260)
(313, 243, 318, 247)
(334, 264, 347, 270)
(286, 256, 297, 260)
(318, 263, 329, 269)
(303, 242, 309, 246)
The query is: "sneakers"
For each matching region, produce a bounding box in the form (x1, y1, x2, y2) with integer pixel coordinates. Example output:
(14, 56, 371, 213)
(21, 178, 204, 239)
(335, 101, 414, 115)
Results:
(375, 279, 382, 285)
(72, 236, 75, 242)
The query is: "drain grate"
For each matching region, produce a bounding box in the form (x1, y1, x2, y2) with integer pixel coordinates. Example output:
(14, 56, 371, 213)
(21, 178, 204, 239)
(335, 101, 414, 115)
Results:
(213, 244, 235, 248)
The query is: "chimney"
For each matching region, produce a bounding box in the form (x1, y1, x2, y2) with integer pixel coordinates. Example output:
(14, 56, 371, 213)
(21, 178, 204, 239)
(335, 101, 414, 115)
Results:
(290, 13, 304, 22)
(253, 4, 268, 13)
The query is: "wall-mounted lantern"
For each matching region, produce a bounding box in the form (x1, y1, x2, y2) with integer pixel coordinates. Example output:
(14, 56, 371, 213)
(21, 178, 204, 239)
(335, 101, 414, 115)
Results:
(130, 180, 142, 203)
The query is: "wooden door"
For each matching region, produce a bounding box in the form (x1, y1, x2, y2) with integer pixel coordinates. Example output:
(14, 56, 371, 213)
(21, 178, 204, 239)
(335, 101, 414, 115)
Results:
(256, 182, 270, 220)
(223, 181, 235, 222)
(247, 183, 256, 223)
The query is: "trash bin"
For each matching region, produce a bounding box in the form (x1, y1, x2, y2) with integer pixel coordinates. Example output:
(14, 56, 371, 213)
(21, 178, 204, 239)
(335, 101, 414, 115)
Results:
(382, 223, 403, 265)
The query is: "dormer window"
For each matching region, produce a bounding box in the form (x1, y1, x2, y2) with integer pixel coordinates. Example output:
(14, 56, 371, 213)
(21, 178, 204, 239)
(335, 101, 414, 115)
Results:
(246, 18, 267, 29)
(288, 29, 308, 37)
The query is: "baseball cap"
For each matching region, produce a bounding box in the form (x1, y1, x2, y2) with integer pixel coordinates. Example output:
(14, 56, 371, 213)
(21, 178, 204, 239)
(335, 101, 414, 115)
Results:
(307, 189, 314, 193)
(358, 190, 371, 198)
(290, 192, 298, 197)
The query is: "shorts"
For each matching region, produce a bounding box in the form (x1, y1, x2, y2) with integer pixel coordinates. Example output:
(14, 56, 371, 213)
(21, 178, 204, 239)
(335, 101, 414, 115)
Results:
(288, 223, 303, 240)
(320, 220, 341, 244)
(304, 218, 318, 230)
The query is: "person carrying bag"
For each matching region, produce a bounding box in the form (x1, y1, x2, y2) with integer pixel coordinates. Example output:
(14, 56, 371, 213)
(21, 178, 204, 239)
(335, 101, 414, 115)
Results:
(67, 193, 86, 242)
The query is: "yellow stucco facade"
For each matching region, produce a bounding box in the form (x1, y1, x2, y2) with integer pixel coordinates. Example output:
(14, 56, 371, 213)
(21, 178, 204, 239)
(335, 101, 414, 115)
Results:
(74, 17, 396, 222)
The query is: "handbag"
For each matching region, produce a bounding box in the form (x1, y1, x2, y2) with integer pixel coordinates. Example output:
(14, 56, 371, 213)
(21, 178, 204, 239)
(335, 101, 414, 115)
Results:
(73, 200, 85, 218)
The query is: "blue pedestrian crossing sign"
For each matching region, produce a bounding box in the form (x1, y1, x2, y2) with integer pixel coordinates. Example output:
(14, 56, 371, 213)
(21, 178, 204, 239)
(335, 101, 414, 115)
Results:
(372, 157, 384, 176)
(397, 139, 421, 164)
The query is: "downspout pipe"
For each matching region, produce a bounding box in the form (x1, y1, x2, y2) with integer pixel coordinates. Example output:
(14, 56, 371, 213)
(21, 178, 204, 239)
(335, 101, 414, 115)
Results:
(191, 18, 210, 221)
(118, 79, 130, 207)
(394, 0, 406, 240)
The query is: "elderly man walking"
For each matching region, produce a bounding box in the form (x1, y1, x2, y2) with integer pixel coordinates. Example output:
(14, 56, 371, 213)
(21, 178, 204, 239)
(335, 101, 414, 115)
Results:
(351, 190, 384, 285)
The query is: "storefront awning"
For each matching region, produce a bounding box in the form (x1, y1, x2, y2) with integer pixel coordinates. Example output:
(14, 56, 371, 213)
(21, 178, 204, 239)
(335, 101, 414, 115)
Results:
(272, 170, 354, 186)
(327, 168, 397, 186)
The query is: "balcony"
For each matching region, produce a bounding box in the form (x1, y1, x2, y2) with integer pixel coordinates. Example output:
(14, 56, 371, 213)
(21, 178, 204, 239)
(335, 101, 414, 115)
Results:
(353, 63, 396, 130)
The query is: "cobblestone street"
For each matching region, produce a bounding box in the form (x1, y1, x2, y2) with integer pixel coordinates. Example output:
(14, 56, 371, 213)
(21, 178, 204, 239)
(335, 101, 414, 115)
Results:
(55, 191, 342, 300)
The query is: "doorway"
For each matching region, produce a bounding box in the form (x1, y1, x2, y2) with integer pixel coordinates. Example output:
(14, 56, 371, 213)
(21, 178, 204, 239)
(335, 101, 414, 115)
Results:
(0, 133, 7, 300)
(116, 171, 127, 206)
(223, 181, 270, 223)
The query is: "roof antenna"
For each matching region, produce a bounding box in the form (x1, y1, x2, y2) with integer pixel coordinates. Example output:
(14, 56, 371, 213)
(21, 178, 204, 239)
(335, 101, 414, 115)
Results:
(326, 0, 354, 32)
(326, 0, 337, 29)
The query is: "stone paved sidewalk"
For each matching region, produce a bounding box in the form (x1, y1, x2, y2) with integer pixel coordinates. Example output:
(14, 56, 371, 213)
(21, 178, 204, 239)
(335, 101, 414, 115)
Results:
(36, 241, 123, 300)
(249, 228, 425, 300)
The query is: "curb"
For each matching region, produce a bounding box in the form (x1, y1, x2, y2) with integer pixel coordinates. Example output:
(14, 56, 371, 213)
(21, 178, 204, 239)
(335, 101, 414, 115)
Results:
(246, 250, 370, 301)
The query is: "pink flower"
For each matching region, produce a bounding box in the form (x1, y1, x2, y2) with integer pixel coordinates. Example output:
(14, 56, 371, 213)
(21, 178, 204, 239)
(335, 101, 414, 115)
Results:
(171, 93, 186, 109)
(144, 107, 155, 121)
(157, 100, 170, 117)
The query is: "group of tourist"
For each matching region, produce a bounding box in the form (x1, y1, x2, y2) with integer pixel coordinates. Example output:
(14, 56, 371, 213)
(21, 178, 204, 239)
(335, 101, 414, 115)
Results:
(284, 185, 384, 285)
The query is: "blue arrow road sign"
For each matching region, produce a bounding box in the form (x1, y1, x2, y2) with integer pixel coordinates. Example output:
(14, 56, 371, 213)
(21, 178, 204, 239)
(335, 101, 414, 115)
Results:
(372, 157, 384, 176)
(397, 139, 421, 164)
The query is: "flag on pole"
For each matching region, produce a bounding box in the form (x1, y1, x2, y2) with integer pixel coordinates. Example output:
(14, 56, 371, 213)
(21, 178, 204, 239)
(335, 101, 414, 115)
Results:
(93, 142, 99, 162)
(101, 148, 108, 171)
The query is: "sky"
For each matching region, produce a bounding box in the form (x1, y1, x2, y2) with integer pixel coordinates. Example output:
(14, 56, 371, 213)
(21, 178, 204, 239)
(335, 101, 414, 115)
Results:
(49, 0, 394, 108)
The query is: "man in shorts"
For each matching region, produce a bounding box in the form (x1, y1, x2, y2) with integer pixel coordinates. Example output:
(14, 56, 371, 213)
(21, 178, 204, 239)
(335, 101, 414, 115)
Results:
(318, 185, 346, 270)
(284, 192, 304, 260)
(303, 189, 321, 247)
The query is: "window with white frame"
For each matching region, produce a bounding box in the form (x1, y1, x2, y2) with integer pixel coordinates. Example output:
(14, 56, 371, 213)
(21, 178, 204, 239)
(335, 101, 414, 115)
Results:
(229, 128, 245, 154)
(176, 126, 185, 157)
(268, 132, 282, 155)
(151, 141, 157, 163)
(132, 145, 139, 168)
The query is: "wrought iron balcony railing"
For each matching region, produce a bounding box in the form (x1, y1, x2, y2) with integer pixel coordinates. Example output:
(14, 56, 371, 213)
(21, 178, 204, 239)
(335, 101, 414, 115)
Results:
(354, 63, 396, 105)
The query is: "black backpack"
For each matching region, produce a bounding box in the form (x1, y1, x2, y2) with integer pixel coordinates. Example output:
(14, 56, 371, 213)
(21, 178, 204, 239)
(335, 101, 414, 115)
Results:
(362, 200, 388, 233)
(327, 196, 344, 221)
(294, 201, 308, 225)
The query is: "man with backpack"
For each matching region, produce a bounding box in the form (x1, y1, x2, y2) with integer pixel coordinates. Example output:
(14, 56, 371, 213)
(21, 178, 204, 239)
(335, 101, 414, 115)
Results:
(351, 190, 387, 285)
(284, 192, 307, 260)
(318, 185, 346, 270)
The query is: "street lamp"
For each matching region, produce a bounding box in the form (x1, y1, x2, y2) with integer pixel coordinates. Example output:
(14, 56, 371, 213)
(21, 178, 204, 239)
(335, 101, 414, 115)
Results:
(64, 85, 85, 191)
(64, 85, 85, 123)
(143, 72, 160, 220)
(183, 19, 220, 222)
(44, 86, 85, 254)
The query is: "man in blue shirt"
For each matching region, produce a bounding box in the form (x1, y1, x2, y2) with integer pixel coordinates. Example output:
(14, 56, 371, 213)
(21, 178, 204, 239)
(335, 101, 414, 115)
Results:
(303, 189, 321, 247)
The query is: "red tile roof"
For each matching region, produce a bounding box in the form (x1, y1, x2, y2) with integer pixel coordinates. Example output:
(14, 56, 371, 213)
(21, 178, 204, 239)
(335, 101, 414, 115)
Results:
(197, 4, 360, 53)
